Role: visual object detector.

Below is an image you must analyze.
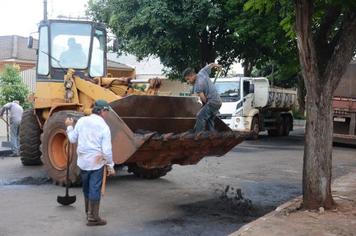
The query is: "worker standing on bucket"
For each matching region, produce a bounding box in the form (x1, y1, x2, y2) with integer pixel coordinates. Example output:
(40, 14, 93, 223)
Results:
(183, 63, 222, 132)
(65, 99, 115, 226)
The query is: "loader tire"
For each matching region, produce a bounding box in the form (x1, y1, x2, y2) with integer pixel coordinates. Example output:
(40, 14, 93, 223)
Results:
(128, 164, 172, 179)
(41, 111, 83, 186)
(20, 109, 42, 166)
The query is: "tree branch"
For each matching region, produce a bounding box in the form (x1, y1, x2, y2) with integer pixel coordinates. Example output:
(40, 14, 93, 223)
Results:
(324, 11, 356, 91)
(315, 5, 341, 73)
(295, 0, 319, 91)
(316, 6, 341, 46)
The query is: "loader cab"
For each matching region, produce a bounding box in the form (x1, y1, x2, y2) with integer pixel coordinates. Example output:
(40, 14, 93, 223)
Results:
(35, 20, 107, 81)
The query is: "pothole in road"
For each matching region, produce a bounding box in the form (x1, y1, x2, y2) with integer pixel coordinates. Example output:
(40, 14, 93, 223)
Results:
(2, 176, 51, 186)
(147, 186, 267, 236)
(172, 186, 269, 221)
(215, 185, 255, 216)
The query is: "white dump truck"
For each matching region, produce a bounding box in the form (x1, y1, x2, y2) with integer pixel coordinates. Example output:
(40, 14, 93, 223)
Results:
(215, 77, 297, 139)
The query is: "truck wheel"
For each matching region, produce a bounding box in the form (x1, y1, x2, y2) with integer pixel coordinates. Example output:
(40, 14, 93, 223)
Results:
(128, 164, 172, 179)
(40, 111, 83, 186)
(20, 109, 42, 166)
(267, 129, 278, 136)
(268, 123, 284, 137)
(250, 116, 259, 140)
(282, 116, 291, 136)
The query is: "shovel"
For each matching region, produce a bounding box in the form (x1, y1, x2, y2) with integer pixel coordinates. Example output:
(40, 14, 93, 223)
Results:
(57, 141, 76, 205)
(213, 68, 222, 84)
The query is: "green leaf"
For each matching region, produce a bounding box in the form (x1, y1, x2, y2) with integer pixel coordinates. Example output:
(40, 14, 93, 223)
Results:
(0, 64, 30, 108)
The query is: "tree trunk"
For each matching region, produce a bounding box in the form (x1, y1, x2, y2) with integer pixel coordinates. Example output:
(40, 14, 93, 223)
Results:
(295, 0, 335, 209)
(297, 74, 306, 115)
(243, 60, 253, 76)
(295, 0, 356, 209)
(303, 84, 334, 209)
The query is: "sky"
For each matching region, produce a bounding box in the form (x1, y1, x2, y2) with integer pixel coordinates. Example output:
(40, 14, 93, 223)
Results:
(0, 0, 88, 37)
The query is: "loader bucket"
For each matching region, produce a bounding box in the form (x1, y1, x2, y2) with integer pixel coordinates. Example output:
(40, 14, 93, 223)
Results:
(105, 95, 250, 168)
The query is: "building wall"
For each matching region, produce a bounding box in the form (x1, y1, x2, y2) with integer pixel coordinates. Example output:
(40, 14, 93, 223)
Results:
(0, 61, 35, 72)
(21, 67, 36, 92)
(159, 80, 191, 96)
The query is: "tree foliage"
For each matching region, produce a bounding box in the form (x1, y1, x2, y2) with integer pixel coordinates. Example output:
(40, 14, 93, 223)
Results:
(225, 0, 299, 78)
(0, 64, 30, 108)
(88, 0, 241, 79)
(88, 0, 301, 80)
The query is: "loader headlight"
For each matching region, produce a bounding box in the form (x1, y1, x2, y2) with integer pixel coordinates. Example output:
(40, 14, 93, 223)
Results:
(64, 80, 73, 89)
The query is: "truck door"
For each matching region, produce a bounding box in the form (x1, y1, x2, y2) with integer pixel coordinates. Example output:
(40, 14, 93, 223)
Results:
(242, 80, 253, 114)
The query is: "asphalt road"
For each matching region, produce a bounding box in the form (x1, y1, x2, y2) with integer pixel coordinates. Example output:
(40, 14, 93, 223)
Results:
(0, 128, 355, 236)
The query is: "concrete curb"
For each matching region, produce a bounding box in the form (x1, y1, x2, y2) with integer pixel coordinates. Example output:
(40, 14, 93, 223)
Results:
(231, 197, 302, 236)
(293, 119, 306, 127)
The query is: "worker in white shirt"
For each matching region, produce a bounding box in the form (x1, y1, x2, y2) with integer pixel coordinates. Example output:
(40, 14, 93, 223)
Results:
(0, 100, 23, 157)
(65, 99, 115, 226)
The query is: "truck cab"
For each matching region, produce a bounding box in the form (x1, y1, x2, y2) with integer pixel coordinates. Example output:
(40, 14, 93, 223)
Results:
(215, 77, 296, 139)
(215, 77, 253, 131)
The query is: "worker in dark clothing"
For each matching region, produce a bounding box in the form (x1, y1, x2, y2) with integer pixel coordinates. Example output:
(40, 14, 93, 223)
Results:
(183, 63, 222, 132)
(0, 100, 23, 156)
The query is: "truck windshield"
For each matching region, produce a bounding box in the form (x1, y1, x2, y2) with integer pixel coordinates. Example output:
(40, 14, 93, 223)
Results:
(51, 22, 91, 69)
(215, 82, 240, 102)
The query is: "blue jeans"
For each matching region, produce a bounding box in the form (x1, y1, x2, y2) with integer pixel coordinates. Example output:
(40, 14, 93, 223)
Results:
(10, 120, 20, 155)
(194, 103, 221, 132)
(80, 167, 104, 201)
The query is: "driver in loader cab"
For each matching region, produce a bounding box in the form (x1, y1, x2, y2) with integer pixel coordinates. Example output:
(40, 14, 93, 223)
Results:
(65, 100, 115, 226)
(183, 63, 222, 133)
(60, 37, 86, 68)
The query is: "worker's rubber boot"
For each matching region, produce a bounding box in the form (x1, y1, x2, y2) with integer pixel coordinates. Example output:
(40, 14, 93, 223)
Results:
(84, 197, 89, 220)
(87, 201, 107, 226)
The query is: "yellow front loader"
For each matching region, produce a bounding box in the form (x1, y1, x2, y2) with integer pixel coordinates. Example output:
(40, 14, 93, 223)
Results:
(19, 19, 248, 185)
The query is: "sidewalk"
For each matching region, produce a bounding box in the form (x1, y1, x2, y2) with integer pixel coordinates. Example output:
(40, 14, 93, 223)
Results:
(293, 119, 306, 128)
(232, 170, 356, 236)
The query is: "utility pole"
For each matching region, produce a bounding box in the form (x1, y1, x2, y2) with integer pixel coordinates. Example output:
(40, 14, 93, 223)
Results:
(43, 0, 48, 21)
